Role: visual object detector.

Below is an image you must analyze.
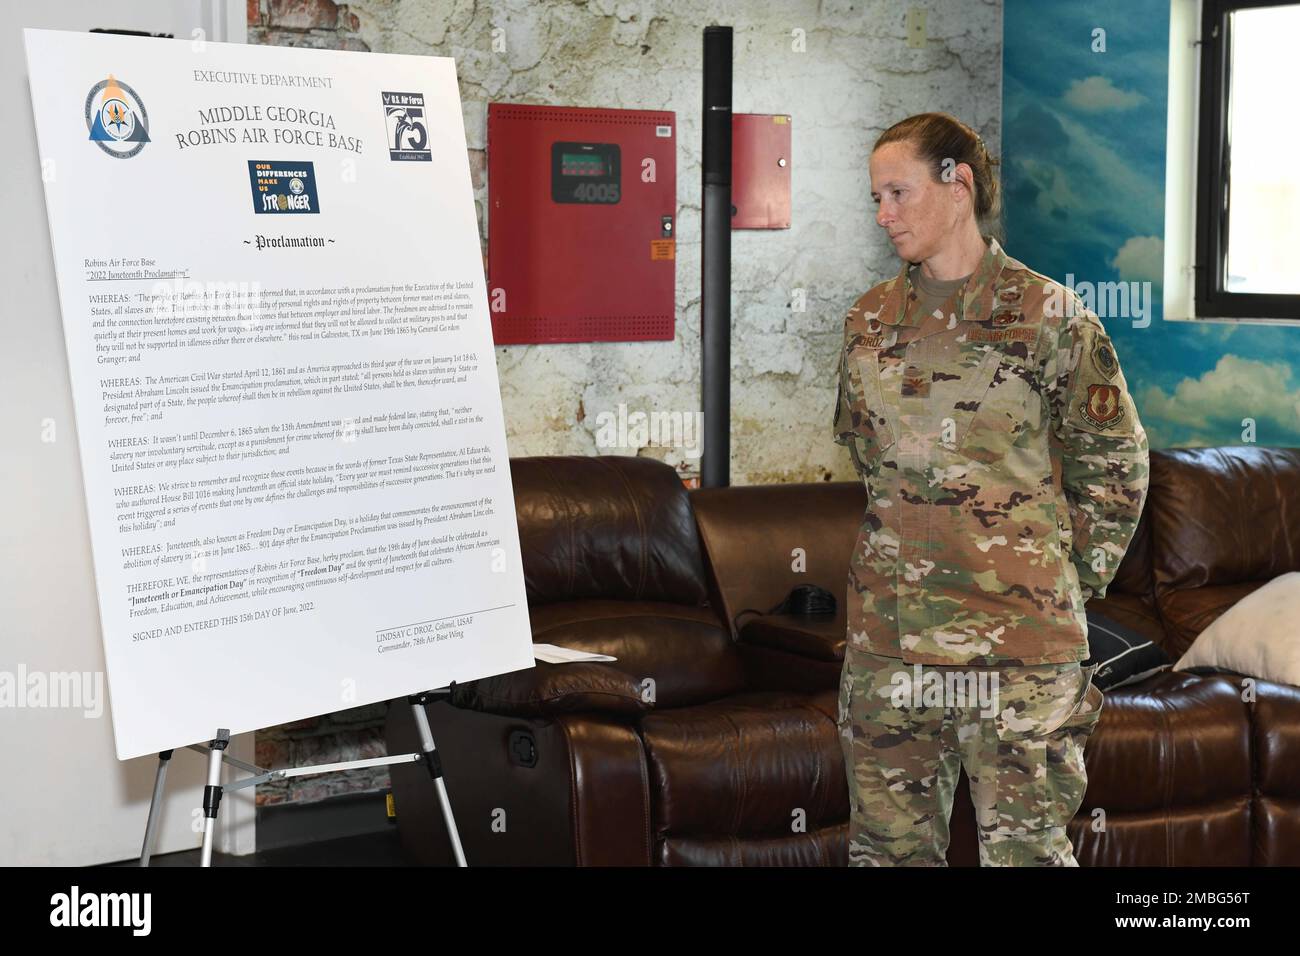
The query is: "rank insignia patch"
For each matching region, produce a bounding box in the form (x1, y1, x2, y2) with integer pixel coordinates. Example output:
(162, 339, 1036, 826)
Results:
(902, 364, 929, 398)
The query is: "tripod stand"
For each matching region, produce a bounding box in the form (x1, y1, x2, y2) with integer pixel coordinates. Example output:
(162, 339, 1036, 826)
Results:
(139, 689, 463, 866)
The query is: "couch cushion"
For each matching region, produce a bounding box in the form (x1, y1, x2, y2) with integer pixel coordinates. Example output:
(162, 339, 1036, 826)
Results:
(1069, 670, 1253, 865)
(1157, 581, 1259, 660)
(738, 611, 846, 663)
(1084, 671, 1251, 811)
(659, 826, 847, 866)
(1086, 590, 1167, 646)
(639, 689, 847, 839)
(527, 600, 744, 708)
(692, 481, 866, 636)
(511, 455, 709, 607)
(1174, 571, 1300, 687)
(451, 660, 652, 717)
(1253, 679, 1300, 865)
(1148, 447, 1300, 651)
(1084, 608, 1172, 690)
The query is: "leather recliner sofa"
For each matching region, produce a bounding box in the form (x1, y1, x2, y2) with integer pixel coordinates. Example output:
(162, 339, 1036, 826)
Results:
(385, 447, 1300, 865)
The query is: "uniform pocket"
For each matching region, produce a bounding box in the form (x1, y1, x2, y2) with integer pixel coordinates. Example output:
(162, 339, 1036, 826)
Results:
(849, 347, 896, 453)
(988, 663, 1101, 837)
(1059, 665, 1103, 736)
(992, 662, 1092, 742)
(958, 349, 1039, 464)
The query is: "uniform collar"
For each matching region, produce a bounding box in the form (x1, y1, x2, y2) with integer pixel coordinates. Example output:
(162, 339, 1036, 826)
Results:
(881, 235, 1009, 326)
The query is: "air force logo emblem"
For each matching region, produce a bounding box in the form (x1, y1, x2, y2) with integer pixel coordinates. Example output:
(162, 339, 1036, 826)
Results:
(382, 91, 431, 162)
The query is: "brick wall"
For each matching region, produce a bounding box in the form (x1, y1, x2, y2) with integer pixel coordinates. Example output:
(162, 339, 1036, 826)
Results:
(247, 0, 368, 50)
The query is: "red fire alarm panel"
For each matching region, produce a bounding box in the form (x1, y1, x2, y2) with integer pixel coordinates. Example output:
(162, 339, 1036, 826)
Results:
(732, 114, 791, 229)
(487, 103, 677, 344)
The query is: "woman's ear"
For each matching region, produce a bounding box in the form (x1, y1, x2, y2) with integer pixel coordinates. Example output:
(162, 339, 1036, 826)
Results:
(948, 162, 975, 209)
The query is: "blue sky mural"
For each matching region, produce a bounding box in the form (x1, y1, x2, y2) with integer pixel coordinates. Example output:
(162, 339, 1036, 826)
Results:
(1003, 0, 1300, 449)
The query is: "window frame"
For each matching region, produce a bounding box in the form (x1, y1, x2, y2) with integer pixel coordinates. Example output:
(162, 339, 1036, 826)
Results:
(1195, 0, 1300, 318)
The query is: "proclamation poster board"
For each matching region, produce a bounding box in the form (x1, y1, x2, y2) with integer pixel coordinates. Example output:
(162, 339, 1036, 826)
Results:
(23, 29, 535, 760)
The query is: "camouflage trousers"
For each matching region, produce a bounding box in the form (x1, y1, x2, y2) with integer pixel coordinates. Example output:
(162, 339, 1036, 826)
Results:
(836, 645, 1103, 866)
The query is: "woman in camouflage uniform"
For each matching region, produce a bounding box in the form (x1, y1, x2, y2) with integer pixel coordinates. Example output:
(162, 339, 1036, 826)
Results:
(833, 113, 1150, 866)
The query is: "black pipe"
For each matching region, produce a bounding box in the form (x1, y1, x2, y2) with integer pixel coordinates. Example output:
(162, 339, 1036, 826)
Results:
(701, 25, 732, 487)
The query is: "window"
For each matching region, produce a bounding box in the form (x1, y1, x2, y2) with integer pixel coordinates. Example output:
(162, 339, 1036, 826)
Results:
(1195, 0, 1300, 318)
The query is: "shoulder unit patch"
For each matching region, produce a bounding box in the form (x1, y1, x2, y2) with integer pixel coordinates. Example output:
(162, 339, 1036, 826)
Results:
(1091, 336, 1119, 380)
(1080, 383, 1124, 429)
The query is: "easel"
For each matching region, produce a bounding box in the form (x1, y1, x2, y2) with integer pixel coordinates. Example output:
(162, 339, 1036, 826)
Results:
(139, 689, 464, 867)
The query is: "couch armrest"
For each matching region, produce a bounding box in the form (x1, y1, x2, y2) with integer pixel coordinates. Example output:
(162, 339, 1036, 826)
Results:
(450, 661, 651, 717)
(737, 613, 845, 662)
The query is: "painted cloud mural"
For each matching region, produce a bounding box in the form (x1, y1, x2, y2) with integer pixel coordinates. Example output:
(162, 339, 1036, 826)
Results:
(1003, 0, 1298, 449)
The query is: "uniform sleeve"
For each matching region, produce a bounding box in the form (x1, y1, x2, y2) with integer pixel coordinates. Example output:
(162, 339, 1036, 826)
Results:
(1045, 298, 1150, 602)
(833, 339, 855, 447)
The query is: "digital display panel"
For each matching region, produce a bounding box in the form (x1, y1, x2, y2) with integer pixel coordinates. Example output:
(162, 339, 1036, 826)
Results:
(551, 141, 620, 204)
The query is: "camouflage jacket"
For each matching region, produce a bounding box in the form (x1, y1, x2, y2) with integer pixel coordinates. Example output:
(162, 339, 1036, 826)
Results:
(833, 236, 1150, 665)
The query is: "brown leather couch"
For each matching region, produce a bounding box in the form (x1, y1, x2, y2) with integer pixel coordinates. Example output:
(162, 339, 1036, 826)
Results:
(385, 447, 1300, 865)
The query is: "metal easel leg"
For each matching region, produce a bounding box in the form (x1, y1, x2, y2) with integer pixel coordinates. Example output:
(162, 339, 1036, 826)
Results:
(139, 749, 174, 867)
(409, 693, 467, 866)
(199, 729, 230, 868)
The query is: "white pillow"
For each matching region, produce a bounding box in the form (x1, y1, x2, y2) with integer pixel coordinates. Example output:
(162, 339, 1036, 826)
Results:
(1174, 571, 1300, 687)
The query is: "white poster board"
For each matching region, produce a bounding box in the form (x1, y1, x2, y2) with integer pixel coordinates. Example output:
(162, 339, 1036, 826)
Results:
(23, 28, 534, 761)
